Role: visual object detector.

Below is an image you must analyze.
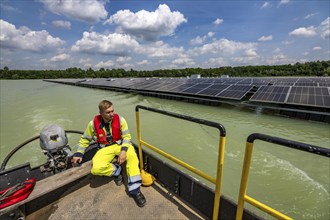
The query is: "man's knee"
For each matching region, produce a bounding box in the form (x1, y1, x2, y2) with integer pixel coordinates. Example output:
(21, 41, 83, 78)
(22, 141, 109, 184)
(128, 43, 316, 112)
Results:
(126, 148, 138, 160)
(91, 163, 113, 176)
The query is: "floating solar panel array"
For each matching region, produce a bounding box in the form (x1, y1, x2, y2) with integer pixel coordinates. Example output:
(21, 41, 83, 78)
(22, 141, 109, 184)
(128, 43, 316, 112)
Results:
(286, 87, 330, 107)
(50, 77, 330, 108)
(250, 86, 289, 104)
(217, 85, 254, 100)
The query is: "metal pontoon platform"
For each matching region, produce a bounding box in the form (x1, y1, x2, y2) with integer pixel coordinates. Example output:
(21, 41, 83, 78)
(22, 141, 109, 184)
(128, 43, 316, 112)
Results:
(1, 161, 204, 220)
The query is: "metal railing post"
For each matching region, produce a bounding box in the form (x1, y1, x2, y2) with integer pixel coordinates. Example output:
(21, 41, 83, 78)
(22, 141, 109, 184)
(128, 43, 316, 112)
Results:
(236, 142, 254, 220)
(135, 109, 144, 170)
(135, 105, 226, 220)
(212, 136, 226, 220)
(236, 133, 330, 220)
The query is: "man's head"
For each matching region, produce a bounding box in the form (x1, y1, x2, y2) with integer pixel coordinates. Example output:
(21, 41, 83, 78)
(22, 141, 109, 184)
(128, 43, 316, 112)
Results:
(99, 100, 114, 123)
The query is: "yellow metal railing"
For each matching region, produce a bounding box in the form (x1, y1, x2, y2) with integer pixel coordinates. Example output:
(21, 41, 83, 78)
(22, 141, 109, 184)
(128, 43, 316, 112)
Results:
(135, 105, 226, 220)
(236, 133, 330, 220)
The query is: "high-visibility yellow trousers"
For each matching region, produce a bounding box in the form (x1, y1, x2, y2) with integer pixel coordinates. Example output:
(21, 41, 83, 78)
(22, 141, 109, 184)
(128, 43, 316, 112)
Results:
(91, 144, 141, 193)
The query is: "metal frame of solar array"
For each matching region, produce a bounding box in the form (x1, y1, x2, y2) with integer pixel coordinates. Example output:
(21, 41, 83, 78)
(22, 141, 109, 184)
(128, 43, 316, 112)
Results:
(73, 77, 330, 109)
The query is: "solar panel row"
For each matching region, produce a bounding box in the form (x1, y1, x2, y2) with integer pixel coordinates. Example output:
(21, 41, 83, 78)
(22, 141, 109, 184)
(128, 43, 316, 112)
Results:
(54, 77, 330, 108)
(286, 87, 330, 107)
(250, 86, 289, 103)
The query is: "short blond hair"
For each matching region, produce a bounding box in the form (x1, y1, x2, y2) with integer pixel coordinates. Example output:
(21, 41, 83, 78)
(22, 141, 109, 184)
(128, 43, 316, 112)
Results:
(98, 100, 113, 112)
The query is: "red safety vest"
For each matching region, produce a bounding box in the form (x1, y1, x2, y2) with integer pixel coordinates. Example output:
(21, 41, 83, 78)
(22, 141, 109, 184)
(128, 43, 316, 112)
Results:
(93, 114, 121, 145)
(0, 178, 36, 209)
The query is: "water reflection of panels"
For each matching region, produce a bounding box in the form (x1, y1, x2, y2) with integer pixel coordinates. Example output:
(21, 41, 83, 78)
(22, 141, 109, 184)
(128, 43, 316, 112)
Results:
(286, 86, 330, 108)
(182, 83, 212, 94)
(250, 86, 289, 103)
(197, 84, 230, 96)
(217, 85, 253, 100)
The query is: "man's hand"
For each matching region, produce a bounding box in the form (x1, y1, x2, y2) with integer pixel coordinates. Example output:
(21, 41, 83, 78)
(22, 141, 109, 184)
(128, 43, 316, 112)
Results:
(118, 151, 127, 165)
(71, 156, 82, 164)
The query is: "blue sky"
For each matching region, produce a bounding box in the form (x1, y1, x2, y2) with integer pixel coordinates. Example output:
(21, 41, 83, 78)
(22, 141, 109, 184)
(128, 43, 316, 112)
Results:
(0, 0, 329, 70)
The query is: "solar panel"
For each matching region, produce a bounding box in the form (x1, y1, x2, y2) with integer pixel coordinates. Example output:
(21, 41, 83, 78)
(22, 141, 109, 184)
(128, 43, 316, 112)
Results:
(107, 78, 144, 88)
(250, 86, 289, 103)
(238, 78, 252, 85)
(63, 77, 329, 109)
(137, 81, 162, 90)
(319, 82, 330, 87)
(286, 86, 330, 108)
(141, 82, 167, 90)
(80, 78, 104, 85)
(169, 83, 196, 92)
(156, 82, 185, 91)
(273, 82, 294, 86)
(294, 82, 318, 87)
(197, 84, 230, 96)
(217, 85, 253, 100)
(182, 83, 212, 94)
(252, 82, 269, 86)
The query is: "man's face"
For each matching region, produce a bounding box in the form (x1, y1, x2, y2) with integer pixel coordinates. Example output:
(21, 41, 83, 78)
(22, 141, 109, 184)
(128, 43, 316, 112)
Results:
(101, 105, 114, 123)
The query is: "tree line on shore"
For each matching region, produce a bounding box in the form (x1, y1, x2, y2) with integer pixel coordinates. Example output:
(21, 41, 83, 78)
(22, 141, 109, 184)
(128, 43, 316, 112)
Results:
(1, 60, 329, 79)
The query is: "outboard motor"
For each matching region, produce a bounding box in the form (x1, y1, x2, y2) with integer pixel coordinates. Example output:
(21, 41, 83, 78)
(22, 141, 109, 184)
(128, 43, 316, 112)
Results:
(39, 124, 73, 173)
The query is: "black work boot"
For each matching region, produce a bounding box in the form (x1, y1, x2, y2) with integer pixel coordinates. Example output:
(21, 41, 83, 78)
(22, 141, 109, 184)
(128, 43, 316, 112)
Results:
(114, 174, 123, 186)
(113, 163, 123, 186)
(132, 191, 146, 207)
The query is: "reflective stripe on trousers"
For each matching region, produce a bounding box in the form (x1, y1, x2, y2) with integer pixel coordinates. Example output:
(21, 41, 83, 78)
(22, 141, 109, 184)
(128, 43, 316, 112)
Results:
(91, 144, 141, 193)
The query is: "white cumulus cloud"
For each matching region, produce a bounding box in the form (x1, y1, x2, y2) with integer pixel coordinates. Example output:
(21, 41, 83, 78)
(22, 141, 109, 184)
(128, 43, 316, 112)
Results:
(304, 13, 318, 19)
(172, 54, 195, 67)
(190, 32, 215, 45)
(213, 18, 224, 25)
(95, 60, 115, 69)
(0, 19, 64, 52)
(139, 41, 184, 58)
(289, 18, 329, 39)
(208, 32, 215, 37)
(189, 38, 257, 56)
(71, 32, 139, 56)
(289, 26, 317, 37)
(319, 17, 330, 39)
(105, 4, 187, 41)
(1, 3, 21, 13)
(137, 60, 149, 65)
(52, 20, 71, 29)
(258, 35, 273, 41)
(50, 53, 70, 61)
(261, 2, 270, 8)
(244, 49, 258, 57)
(278, 0, 290, 7)
(273, 48, 281, 53)
(190, 36, 206, 45)
(40, 0, 108, 23)
(116, 56, 132, 65)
